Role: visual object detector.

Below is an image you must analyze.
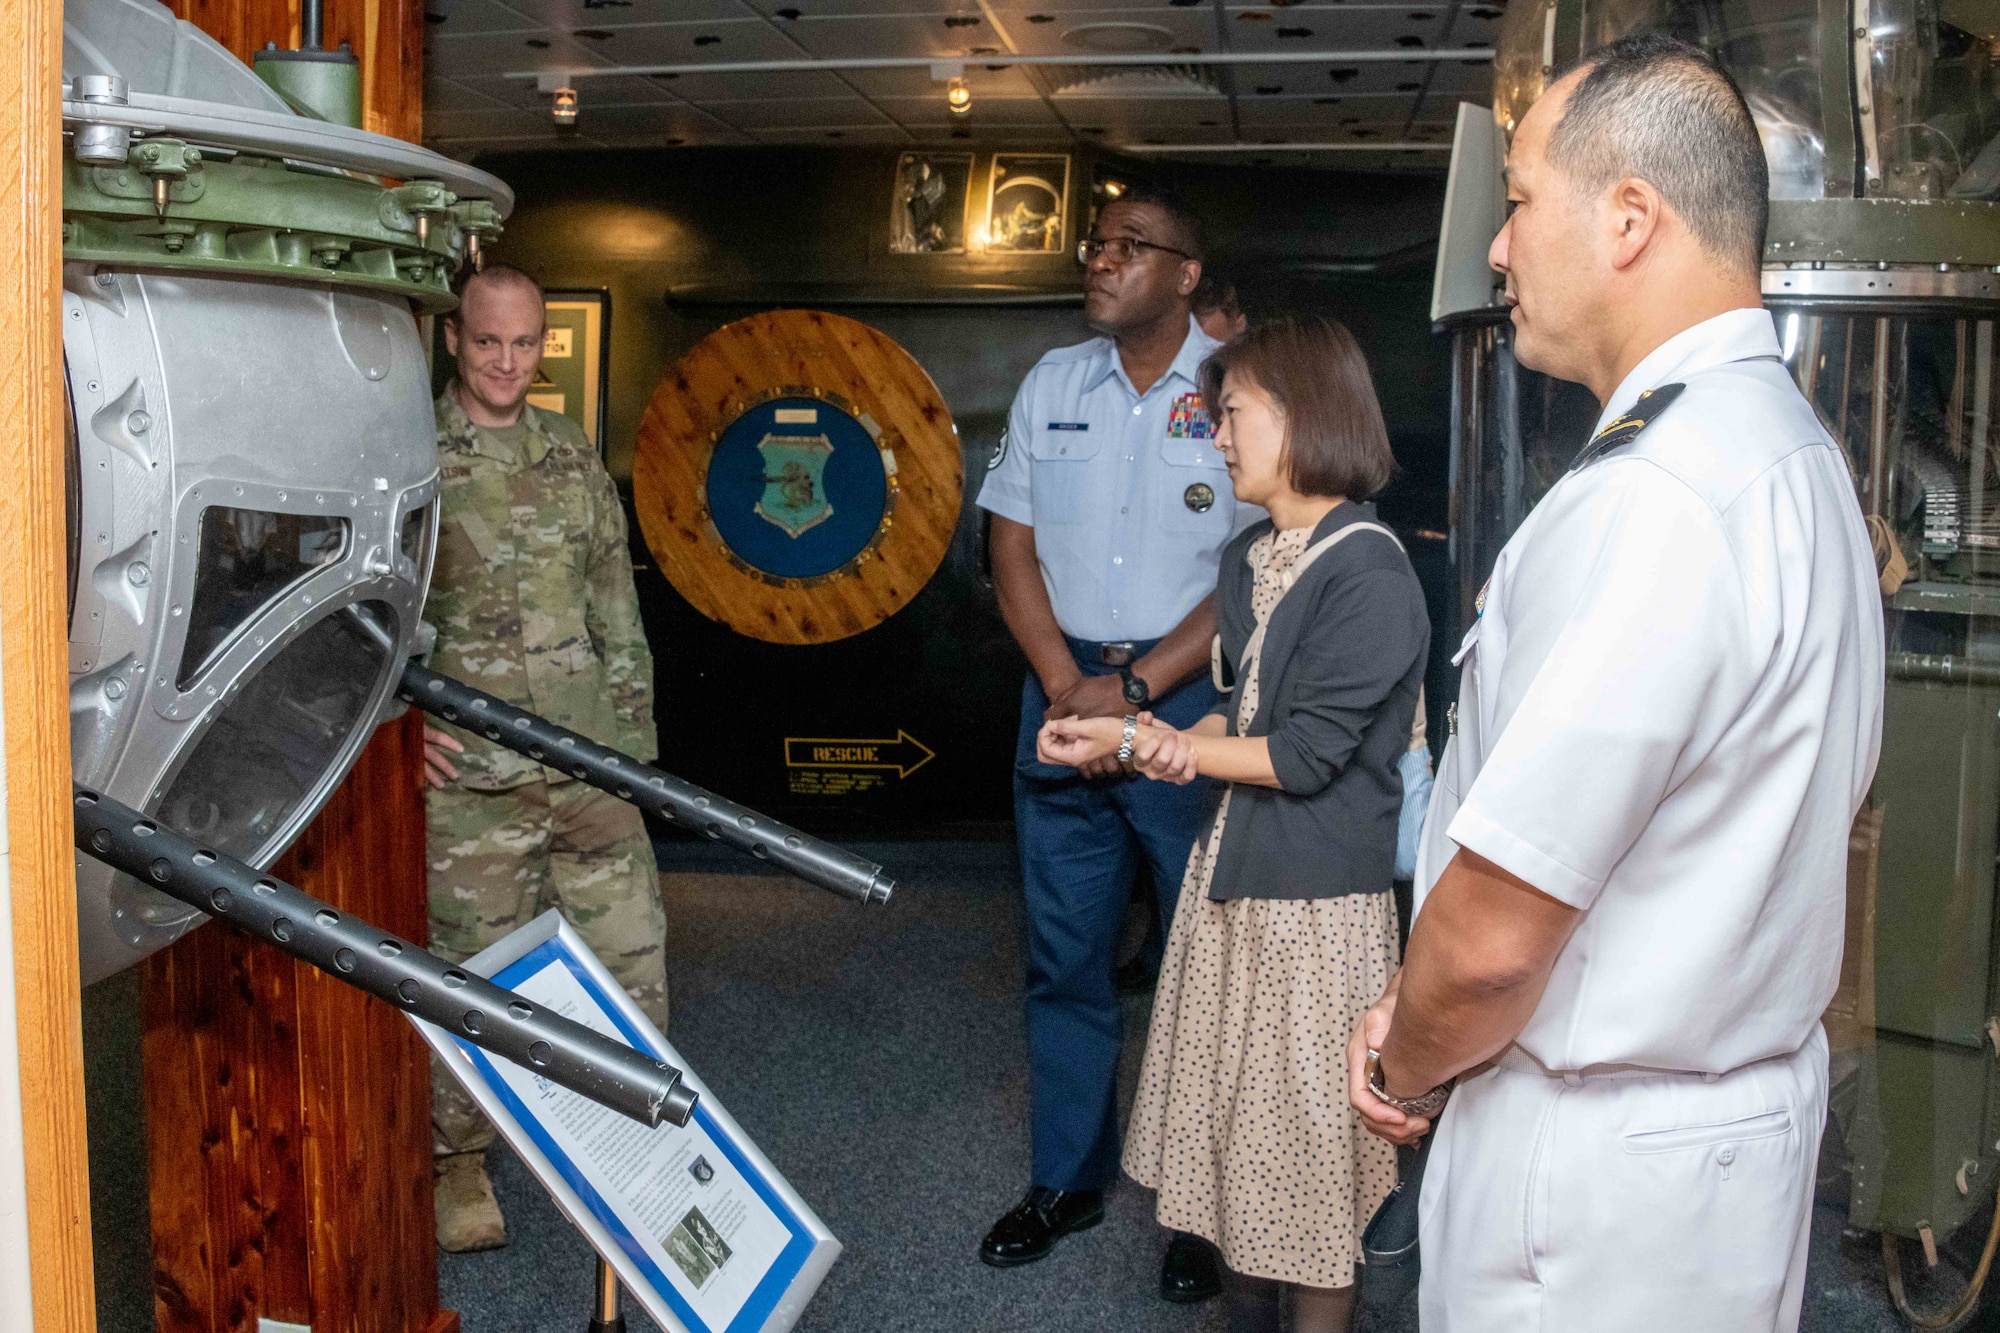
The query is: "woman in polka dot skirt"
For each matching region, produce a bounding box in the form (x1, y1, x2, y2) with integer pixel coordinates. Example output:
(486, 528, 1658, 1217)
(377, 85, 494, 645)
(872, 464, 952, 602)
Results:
(1040, 316, 1430, 1333)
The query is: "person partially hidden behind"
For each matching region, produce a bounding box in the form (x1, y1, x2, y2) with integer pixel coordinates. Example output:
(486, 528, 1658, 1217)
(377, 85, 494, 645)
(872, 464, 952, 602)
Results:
(422, 264, 669, 1253)
(1346, 37, 1882, 1330)
(976, 181, 1260, 1301)
(1041, 316, 1426, 1333)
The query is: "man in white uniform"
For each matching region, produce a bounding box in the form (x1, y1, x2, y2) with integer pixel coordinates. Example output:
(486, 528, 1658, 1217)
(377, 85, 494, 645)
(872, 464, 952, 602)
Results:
(1346, 35, 1883, 1330)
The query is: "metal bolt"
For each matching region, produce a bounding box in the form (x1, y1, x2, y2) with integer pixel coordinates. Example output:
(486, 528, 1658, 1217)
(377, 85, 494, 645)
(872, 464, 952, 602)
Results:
(126, 561, 149, 586)
(93, 272, 115, 289)
(126, 410, 150, 434)
(103, 677, 127, 700)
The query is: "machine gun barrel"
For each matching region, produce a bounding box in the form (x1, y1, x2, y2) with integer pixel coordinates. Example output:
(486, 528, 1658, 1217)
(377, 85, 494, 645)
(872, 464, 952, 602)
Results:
(72, 784, 698, 1129)
(398, 661, 895, 906)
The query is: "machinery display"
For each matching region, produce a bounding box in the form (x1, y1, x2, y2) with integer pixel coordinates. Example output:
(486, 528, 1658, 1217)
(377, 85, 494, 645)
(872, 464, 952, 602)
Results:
(59, 0, 888, 1129)
(1433, 0, 2000, 1323)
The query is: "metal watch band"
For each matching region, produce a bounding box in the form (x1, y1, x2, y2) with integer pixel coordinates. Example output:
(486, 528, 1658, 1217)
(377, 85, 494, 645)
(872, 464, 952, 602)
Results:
(1367, 1049, 1451, 1118)
(1117, 714, 1139, 765)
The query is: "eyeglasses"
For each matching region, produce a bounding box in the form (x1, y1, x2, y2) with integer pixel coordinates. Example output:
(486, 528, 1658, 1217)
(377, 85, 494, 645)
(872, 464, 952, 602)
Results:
(1076, 236, 1194, 266)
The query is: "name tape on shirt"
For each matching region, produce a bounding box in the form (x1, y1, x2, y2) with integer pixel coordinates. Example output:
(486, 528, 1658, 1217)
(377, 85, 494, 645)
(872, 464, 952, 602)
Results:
(1167, 393, 1215, 441)
(1045, 421, 1090, 431)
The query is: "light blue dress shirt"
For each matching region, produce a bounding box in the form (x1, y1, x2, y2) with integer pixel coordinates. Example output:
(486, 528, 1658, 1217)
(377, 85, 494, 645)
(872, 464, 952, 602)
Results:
(976, 316, 1261, 643)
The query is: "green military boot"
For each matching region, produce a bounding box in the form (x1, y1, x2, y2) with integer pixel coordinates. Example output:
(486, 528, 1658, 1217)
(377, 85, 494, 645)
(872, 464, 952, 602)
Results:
(435, 1151, 508, 1253)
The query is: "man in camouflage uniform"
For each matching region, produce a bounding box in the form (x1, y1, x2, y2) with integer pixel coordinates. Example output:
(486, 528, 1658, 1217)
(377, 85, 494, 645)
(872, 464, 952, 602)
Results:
(422, 263, 667, 1252)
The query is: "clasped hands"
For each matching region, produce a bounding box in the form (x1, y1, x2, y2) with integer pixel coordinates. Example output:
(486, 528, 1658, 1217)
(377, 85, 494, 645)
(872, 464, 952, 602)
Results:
(1035, 711, 1200, 784)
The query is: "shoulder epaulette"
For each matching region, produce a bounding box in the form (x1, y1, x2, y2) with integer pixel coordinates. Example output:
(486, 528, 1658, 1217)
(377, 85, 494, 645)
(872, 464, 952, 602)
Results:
(1569, 382, 1686, 473)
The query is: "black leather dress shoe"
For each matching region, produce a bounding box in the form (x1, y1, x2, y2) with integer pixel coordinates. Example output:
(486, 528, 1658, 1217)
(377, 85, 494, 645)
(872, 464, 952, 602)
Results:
(978, 1187, 1105, 1267)
(1160, 1231, 1222, 1303)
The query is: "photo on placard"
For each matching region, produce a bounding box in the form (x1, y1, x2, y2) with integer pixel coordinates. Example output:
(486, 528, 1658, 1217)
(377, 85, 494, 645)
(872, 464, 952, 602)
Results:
(531, 288, 612, 457)
(985, 154, 1069, 253)
(889, 152, 973, 253)
(662, 1205, 732, 1288)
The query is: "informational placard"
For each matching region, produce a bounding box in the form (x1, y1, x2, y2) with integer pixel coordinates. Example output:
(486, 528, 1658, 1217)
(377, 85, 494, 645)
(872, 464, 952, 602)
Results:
(414, 912, 839, 1333)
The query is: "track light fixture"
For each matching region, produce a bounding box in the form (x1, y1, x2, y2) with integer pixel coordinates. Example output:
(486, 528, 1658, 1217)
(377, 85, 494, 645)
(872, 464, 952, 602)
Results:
(946, 76, 971, 116)
(552, 85, 579, 127)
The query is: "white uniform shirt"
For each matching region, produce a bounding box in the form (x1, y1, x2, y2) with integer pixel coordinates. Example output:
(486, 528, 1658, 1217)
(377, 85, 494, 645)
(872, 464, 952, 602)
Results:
(1414, 308, 1884, 1074)
(976, 316, 1259, 642)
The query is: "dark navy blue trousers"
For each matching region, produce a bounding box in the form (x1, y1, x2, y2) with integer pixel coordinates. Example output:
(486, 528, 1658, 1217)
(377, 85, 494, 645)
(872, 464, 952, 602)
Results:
(1014, 639, 1218, 1192)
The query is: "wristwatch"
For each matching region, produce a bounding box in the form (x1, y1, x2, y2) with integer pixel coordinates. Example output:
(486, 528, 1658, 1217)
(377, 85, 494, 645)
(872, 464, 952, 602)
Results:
(1366, 1049, 1452, 1119)
(1118, 666, 1152, 708)
(1116, 714, 1140, 766)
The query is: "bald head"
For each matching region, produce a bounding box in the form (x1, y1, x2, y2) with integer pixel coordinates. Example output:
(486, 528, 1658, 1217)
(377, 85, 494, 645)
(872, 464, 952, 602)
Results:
(445, 263, 547, 426)
(1546, 34, 1769, 277)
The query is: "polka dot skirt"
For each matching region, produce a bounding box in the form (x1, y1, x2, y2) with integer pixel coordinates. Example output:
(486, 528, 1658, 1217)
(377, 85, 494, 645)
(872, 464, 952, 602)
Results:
(1122, 524, 1401, 1289)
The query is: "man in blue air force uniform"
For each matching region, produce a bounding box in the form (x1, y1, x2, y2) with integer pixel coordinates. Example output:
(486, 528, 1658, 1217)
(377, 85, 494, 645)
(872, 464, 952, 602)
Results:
(975, 182, 1261, 1298)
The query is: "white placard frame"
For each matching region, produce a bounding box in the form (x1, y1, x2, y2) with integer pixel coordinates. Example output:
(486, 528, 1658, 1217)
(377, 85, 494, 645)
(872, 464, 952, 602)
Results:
(414, 911, 841, 1333)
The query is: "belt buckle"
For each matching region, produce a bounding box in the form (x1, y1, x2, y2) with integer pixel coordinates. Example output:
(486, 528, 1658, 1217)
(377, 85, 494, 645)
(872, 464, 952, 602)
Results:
(1099, 641, 1137, 667)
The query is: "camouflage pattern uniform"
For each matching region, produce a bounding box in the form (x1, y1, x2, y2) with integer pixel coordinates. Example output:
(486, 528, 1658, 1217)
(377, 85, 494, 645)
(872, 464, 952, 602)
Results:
(426, 385, 667, 1158)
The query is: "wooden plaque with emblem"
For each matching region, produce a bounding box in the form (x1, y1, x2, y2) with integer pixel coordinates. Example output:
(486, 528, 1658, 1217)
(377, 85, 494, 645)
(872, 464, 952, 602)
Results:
(632, 310, 963, 645)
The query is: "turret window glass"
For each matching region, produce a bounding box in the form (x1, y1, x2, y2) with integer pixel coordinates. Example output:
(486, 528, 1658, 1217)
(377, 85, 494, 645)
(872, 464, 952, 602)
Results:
(177, 506, 348, 688)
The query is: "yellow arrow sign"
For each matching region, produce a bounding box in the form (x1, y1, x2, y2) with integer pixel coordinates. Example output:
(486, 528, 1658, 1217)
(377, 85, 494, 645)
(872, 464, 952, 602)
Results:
(783, 732, 935, 779)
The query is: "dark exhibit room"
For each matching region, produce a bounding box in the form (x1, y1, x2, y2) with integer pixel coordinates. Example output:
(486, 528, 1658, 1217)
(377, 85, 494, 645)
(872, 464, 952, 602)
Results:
(5, 0, 2000, 1330)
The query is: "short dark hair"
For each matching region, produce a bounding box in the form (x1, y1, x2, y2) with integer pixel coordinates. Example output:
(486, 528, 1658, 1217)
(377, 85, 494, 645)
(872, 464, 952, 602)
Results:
(1199, 315, 1394, 500)
(1191, 270, 1240, 320)
(446, 262, 545, 324)
(1105, 179, 1206, 260)
(1548, 34, 1769, 275)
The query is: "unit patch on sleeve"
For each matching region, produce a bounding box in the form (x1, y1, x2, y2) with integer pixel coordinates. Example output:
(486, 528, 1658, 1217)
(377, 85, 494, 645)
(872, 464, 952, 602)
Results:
(1167, 393, 1215, 440)
(987, 425, 1009, 471)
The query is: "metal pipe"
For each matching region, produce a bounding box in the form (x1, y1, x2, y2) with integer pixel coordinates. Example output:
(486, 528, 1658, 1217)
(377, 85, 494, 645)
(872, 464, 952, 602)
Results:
(1869, 315, 1892, 518)
(588, 1256, 625, 1333)
(302, 0, 324, 50)
(71, 784, 697, 1129)
(511, 47, 1497, 83)
(398, 662, 894, 907)
(1887, 652, 2000, 688)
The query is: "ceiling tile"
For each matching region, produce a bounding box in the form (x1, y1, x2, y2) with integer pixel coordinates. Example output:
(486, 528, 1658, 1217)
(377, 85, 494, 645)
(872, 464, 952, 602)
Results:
(873, 94, 1060, 126)
(426, 105, 560, 138)
(1424, 59, 1497, 95)
(648, 67, 859, 99)
(534, 18, 805, 64)
(842, 64, 1045, 96)
(420, 0, 541, 35)
(1235, 92, 1415, 127)
(426, 28, 614, 76)
(787, 13, 1012, 58)
(983, 10, 1213, 55)
(443, 71, 682, 110)
(576, 102, 755, 144)
(701, 95, 896, 127)
(424, 76, 515, 110)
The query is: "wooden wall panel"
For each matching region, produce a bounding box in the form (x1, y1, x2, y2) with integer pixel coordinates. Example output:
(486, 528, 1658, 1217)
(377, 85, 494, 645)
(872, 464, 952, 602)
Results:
(144, 713, 443, 1333)
(3, 0, 98, 1323)
(165, 0, 425, 143)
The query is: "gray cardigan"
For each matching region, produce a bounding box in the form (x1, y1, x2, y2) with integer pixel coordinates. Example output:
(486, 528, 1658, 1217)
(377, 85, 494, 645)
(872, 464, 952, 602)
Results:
(1205, 502, 1429, 900)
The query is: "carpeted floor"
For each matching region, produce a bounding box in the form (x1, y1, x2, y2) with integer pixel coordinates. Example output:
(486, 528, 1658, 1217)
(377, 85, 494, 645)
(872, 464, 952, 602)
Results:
(81, 837, 1967, 1331)
(434, 840, 1924, 1333)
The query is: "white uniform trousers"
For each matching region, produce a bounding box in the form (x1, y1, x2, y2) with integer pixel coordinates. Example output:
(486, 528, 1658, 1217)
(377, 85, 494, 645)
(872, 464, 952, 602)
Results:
(1417, 1026, 1827, 1332)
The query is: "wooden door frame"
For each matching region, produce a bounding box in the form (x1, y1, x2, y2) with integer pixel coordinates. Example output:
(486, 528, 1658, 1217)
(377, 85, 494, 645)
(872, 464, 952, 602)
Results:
(3, 0, 99, 1324)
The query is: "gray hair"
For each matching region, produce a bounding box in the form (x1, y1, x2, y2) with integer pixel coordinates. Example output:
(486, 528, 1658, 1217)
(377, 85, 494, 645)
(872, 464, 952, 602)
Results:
(1546, 34, 1769, 276)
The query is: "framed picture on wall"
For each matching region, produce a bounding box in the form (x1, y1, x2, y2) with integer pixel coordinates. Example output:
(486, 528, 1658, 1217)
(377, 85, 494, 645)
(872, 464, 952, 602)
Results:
(984, 154, 1069, 253)
(531, 288, 612, 457)
(888, 152, 973, 254)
